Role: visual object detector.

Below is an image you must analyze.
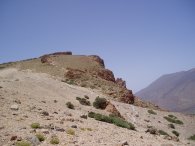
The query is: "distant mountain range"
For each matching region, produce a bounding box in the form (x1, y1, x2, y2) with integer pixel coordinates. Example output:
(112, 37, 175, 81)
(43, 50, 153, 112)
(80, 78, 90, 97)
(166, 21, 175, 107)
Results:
(136, 68, 195, 114)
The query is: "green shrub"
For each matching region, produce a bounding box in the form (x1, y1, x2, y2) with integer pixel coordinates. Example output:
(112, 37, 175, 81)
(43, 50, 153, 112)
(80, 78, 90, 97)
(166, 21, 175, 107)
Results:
(158, 130, 169, 136)
(88, 112, 135, 130)
(111, 116, 135, 130)
(168, 114, 177, 119)
(93, 96, 108, 109)
(36, 133, 45, 141)
(87, 128, 92, 131)
(164, 116, 183, 125)
(77, 97, 91, 106)
(50, 136, 59, 144)
(148, 110, 157, 115)
(168, 123, 175, 129)
(88, 112, 95, 118)
(16, 140, 31, 146)
(84, 95, 89, 99)
(64, 79, 75, 85)
(90, 85, 95, 89)
(188, 134, 195, 141)
(31, 123, 40, 129)
(80, 115, 87, 119)
(172, 130, 179, 137)
(94, 113, 113, 123)
(66, 102, 74, 109)
(66, 128, 75, 135)
(76, 97, 81, 101)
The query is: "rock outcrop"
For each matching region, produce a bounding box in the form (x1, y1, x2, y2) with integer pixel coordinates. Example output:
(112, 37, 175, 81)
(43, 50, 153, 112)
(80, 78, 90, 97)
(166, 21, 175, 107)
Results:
(40, 55, 52, 63)
(49, 51, 72, 56)
(40, 51, 72, 63)
(65, 68, 85, 79)
(120, 89, 134, 104)
(105, 102, 124, 119)
(89, 55, 105, 67)
(97, 69, 115, 82)
(116, 78, 126, 88)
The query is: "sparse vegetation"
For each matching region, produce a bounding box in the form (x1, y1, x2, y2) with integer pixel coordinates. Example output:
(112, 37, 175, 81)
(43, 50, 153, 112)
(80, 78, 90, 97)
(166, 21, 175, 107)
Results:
(188, 134, 195, 141)
(88, 111, 95, 118)
(50, 136, 59, 144)
(146, 126, 157, 135)
(80, 115, 87, 119)
(88, 112, 135, 130)
(76, 97, 81, 100)
(158, 130, 169, 136)
(84, 95, 89, 99)
(81, 83, 87, 87)
(164, 116, 183, 125)
(172, 130, 180, 137)
(66, 128, 75, 135)
(31, 123, 40, 129)
(87, 128, 92, 131)
(168, 123, 175, 129)
(76, 97, 90, 106)
(63, 79, 75, 85)
(90, 85, 95, 89)
(93, 96, 108, 109)
(148, 109, 157, 115)
(168, 114, 177, 119)
(16, 140, 31, 146)
(80, 127, 92, 131)
(66, 102, 74, 109)
(80, 127, 85, 131)
(36, 133, 45, 141)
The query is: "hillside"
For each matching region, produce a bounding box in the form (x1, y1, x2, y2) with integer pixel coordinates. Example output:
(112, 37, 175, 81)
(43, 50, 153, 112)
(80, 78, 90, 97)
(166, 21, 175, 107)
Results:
(136, 68, 195, 114)
(0, 52, 158, 110)
(0, 52, 195, 146)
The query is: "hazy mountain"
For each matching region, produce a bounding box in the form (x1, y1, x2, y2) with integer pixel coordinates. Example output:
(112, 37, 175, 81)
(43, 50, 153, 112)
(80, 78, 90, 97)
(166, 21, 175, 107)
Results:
(136, 68, 195, 114)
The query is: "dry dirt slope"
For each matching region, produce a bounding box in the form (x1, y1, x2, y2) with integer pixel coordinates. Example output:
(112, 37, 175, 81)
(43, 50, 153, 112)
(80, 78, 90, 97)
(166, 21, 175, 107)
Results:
(0, 68, 195, 146)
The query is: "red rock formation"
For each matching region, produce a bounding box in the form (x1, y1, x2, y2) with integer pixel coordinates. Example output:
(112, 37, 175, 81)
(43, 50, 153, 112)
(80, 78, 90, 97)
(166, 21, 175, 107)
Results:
(89, 55, 105, 68)
(106, 102, 124, 119)
(97, 69, 115, 82)
(120, 89, 134, 104)
(65, 68, 85, 79)
(116, 78, 126, 88)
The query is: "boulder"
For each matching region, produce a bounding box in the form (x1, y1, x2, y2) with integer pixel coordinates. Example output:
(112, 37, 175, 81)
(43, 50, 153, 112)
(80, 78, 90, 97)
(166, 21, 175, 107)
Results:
(105, 102, 123, 119)
(10, 135, 17, 141)
(10, 104, 19, 110)
(145, 127, 157, 135)
(26, 136, 41, 146)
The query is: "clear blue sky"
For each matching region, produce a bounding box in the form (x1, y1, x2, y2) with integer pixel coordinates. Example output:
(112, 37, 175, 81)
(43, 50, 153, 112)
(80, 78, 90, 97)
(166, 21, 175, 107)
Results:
(0, 0, 195, 92)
